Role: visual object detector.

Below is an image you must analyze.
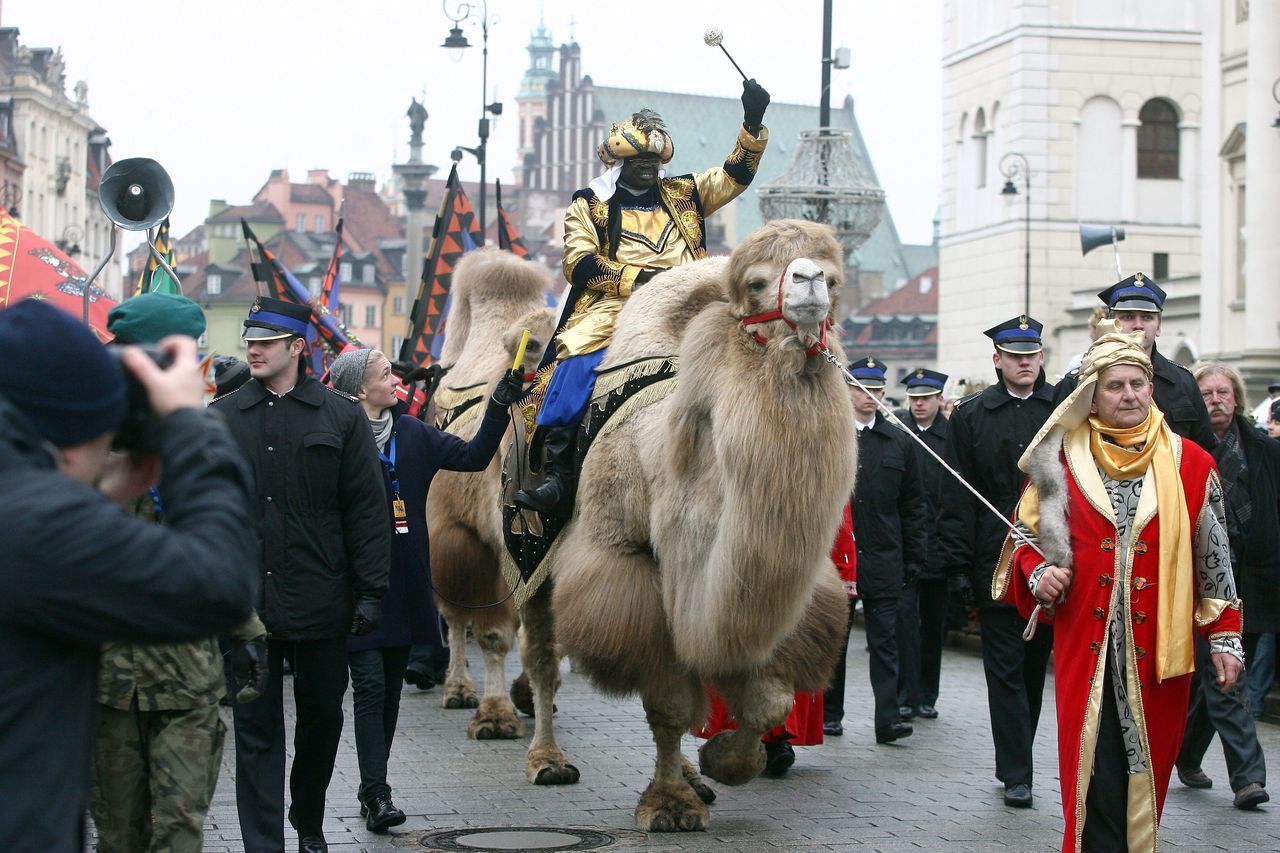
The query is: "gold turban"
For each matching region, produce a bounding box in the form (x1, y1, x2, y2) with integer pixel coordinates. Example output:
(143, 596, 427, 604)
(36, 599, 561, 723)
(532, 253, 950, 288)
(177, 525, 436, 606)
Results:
(597, 109, 675, 166)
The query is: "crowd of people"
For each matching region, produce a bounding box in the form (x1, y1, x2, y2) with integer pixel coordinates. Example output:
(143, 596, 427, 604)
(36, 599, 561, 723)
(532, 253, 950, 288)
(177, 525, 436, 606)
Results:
(1, 77, 1277, 853)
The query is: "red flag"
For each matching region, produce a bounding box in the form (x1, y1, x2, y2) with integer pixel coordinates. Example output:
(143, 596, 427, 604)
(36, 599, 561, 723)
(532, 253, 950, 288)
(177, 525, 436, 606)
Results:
(496, 180, 529, 258)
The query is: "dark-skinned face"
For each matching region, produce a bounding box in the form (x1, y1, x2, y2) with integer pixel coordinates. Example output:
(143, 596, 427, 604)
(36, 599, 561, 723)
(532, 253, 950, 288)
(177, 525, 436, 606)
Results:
(619, 154, 661, 190)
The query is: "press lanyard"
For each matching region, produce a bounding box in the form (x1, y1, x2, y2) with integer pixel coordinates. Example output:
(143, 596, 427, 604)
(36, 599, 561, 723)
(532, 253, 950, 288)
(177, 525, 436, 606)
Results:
(378, 435, 409, 534)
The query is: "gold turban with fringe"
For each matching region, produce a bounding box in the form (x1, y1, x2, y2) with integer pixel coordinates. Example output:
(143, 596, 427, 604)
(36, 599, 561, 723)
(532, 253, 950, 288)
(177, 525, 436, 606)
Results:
(597, 109, 675, 166)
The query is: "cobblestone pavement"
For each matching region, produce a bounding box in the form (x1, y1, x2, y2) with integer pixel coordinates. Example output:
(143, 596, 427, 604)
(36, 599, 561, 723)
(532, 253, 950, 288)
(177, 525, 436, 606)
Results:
(199, 626, 1280, 852)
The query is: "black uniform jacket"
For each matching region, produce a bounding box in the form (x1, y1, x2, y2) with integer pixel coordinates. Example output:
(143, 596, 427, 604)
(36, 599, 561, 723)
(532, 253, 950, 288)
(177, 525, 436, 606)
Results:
(1055, 344, 1215, 452)
(212, 374, 390, 640)
(906, 415, 949, 581)
(1223, 417, 1280, 633)
(0, 397, 256, 853)
(933, 375, 1056, 606)
(852, 415, 930, 598)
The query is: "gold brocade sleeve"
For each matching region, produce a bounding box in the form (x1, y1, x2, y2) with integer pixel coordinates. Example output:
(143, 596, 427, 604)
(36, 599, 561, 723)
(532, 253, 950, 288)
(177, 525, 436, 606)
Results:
(562, 197, 642, 298)
(694, 125, 769, 218)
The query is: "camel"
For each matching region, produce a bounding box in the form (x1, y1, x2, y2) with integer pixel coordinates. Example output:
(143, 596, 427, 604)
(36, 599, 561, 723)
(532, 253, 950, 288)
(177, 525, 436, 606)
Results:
(425, 246, 555, 740)
(513, 220, 856, 831)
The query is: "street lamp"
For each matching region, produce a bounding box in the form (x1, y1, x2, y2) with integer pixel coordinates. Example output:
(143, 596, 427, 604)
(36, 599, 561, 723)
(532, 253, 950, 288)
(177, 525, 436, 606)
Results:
(999, 151, 1032, 316)
(441, 0, 502, 244)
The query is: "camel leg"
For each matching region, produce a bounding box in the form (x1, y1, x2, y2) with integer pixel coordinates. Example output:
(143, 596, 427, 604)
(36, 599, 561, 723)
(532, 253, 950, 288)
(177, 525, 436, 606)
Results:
(697, 675, 792, 786)
(440, 614, 479, 709)
(467, 616, 524, 740)
(521, 583, 579, 785)
(635, 680, 710, 832)
(680, 755, 716, 805)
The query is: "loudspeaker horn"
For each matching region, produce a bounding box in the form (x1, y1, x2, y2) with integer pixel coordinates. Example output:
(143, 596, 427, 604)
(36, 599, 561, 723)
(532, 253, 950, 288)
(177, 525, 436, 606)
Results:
(98, 157, 174, 231)
(1079, 223, 1125, 278)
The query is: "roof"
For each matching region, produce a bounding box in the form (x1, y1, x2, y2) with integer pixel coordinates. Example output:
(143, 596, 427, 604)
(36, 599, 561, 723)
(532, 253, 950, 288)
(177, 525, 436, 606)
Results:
(856, 266, 939, 317)
(291, 183, 334, 205)
(208, 201, 283, 225)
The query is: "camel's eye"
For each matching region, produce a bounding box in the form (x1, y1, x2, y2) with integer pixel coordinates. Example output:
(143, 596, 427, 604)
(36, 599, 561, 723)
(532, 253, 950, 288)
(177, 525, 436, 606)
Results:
(747, 279, 768, 293)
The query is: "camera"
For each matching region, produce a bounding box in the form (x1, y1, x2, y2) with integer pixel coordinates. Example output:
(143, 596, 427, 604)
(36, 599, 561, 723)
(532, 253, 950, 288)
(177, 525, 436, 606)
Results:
(106, 343, 173, 451)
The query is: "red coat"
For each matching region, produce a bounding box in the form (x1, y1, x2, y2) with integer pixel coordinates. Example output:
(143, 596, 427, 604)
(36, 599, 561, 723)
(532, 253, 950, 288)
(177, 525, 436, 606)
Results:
(1001, 438, 1241, 852)
(832, 501, 856, 597)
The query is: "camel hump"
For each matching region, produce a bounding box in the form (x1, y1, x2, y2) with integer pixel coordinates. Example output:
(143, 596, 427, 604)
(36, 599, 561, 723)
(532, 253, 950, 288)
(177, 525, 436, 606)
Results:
(599, 256, 729, 370)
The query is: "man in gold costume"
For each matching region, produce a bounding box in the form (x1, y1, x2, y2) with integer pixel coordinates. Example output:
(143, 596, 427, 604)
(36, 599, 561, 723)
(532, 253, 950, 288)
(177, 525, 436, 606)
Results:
(514, 80, 771, 516)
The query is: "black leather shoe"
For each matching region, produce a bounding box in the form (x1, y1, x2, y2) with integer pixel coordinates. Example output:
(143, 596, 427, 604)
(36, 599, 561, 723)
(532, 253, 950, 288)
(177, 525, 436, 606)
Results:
(1004, 783, 1033, 807)
(513, 472, 573, 516)
(1177, 765, 1213, 789)
(822, 720, 843, 737)
(898, 705, 917, 721)
(917, 704, 939, 719)
(875, 722, 913, 744)
(365, 792, 407, 832)
(299, 835, 328, 853)
(403, 667, 435, 690)
(763, 740, 796, 777)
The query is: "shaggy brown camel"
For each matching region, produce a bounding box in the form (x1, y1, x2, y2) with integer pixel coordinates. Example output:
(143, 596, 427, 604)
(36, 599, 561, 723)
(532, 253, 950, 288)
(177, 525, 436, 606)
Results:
(425, 246, 555, 740)
(516, 220, 855, 831)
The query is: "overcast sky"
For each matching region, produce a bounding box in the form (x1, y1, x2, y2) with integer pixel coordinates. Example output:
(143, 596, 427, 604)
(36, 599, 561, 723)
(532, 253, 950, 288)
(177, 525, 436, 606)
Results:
(11, 0, 942, 245)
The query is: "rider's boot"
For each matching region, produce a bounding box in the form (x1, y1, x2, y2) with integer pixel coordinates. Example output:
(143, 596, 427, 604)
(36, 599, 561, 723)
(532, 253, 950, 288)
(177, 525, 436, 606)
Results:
(513, 425, 577, 518)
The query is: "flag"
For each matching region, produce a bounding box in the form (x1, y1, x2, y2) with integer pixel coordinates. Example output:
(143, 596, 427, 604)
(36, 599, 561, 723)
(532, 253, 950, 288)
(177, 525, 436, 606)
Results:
(495, 180, 528, 258)
(320, 217, 343, 316)
(134, 217, 179, 295)
(399, 165, 482, 366)
(0, 206, 116, 339)
(241, 219, 357, 375)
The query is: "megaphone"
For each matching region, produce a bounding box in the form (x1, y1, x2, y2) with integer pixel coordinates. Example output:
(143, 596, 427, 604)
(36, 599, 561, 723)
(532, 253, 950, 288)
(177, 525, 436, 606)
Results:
(82, 157, 181, 323)
(1079, 223, 1125, 278)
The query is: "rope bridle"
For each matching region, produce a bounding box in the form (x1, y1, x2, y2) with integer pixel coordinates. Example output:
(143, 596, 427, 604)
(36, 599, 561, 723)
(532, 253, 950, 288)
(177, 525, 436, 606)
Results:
(738, 264, 830, 358)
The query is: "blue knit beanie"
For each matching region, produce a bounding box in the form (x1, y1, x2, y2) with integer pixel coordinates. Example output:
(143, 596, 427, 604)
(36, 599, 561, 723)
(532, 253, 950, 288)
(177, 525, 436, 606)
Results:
(0, 299, 127, 446)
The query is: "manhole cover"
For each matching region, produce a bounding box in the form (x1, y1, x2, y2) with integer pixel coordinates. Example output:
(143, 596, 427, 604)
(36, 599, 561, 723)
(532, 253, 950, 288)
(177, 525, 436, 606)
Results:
(417, 826, 628, 852)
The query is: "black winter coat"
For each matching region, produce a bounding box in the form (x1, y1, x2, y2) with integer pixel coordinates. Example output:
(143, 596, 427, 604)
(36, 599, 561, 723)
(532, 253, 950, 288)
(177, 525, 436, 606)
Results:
(1221, 417, 1280, 633)
(0, 397, 256, 853)
(211, 375, 390, 639)
(348, 398, 509, 652)
(1055, 344, 1215, 452)
(851, 416, 930, 598)
(906, 414, 949, 581)
(933, 376, 1056, 606)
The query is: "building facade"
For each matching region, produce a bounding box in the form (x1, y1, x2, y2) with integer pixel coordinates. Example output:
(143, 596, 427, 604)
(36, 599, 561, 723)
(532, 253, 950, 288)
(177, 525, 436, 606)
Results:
(938, 0, 1204, 380)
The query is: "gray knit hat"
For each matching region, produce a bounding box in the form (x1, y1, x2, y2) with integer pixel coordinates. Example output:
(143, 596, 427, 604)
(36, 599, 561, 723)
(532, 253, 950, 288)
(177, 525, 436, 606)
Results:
(329, 348, 376, 398)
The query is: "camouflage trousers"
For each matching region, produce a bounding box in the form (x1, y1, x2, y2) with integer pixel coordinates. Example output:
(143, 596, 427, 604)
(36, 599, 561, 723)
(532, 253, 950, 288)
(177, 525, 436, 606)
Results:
(91, 700, 225, 853)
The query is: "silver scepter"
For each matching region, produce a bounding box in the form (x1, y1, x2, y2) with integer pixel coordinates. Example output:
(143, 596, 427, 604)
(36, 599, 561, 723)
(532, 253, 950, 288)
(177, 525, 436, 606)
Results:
(703, 27, 748, 80)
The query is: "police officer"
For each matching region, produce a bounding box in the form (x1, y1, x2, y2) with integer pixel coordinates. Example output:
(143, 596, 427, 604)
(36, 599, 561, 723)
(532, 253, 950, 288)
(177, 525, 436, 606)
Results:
(934, 316, 1055, 808)
(896, 368, 949, 721)
(824, 357, 928, 744)
(211, 297, 390, 853)
(1055, 273, 1214, 451)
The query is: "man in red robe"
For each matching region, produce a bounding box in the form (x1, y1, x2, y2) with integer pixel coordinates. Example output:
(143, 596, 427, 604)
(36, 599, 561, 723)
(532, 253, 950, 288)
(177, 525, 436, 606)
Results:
(993, 321, 1243, 852)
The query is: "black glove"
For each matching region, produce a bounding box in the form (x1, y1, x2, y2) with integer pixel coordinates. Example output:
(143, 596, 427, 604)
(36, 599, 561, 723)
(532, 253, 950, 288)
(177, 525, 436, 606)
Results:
(741, 79, 770, 135)
(350, 598, 382, 636)
(231, 635, 269, 704)
(947, 574, 976, 608)
(491, 369, 525, 406)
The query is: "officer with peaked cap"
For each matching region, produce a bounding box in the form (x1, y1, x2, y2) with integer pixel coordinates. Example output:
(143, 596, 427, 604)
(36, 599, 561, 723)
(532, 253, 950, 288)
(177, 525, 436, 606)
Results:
(896, 367, 950, 722)
(824, 357, 928, 745)
(933, 315, 1056, 808)
(211, 296, 390, 853)
(1054, 272, 1215, 451)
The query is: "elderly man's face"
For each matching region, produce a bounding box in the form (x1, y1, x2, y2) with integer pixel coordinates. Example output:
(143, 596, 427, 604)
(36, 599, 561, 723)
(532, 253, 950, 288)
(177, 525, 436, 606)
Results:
(619, 154, 661, 190)
(1092, 364, 1153, 429)
(1198, 372, 1237, 435)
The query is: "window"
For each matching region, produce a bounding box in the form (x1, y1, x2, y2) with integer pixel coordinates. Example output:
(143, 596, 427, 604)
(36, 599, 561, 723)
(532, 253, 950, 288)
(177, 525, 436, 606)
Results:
(1152, 252, 1169, 281)
(340, 262, 353, 282)
(365, 304, 377, 327)
(340, 302, 353, 326)
(295, 214, 306, 232)
(393, 296, 405, 315)
(392, 335, 405, 356)
(314, 214, 324, 233)
(362, 264, 375, 284)
(973, 108, 988, 189)
(1137, 99, 1179, 179)
(308, 276, 322, 300)
(206, 273, 222, 295)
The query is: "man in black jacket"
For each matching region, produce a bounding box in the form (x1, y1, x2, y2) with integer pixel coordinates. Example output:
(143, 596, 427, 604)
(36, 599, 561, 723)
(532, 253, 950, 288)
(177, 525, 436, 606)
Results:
(1054, 274, 1214, 451)
(0, 300, 257, 853)
(824, 357, 928, 744)
(211, 298, 390, 853)
(934, 316, 1056, 808)
(896, 368, 950, 721)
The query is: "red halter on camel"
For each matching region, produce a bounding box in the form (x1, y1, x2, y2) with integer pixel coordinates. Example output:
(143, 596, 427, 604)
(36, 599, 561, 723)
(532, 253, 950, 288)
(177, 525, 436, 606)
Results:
(739, 259, 831, 358)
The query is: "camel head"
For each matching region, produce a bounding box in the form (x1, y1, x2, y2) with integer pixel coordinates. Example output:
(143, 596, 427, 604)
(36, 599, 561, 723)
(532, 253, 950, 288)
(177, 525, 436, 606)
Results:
(502, 307, 558, 375)
(728, 220, 844, 355)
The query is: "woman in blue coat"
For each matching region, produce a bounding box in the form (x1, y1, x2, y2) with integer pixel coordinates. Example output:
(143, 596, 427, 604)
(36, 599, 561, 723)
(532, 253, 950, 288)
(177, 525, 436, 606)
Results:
(330, 348, 522, 832)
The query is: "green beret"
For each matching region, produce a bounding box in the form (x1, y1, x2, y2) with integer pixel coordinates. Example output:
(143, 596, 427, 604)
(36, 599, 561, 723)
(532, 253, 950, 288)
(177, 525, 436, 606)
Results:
(108, 293, 207, 344)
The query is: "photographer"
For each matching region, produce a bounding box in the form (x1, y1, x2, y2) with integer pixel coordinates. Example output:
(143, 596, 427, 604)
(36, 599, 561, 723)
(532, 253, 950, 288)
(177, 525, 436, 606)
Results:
(0, 299, 258, 853)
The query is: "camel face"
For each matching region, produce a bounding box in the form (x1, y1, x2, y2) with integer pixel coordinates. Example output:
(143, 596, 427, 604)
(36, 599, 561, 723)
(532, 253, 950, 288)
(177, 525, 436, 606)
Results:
(779, 257, 830, 333)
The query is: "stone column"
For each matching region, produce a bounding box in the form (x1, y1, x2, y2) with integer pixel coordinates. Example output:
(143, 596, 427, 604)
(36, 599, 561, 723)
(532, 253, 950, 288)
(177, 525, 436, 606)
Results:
(1243, 2, 1280, 386)
(1178, 121, 1198, 225)
(393, 99, 438, 356)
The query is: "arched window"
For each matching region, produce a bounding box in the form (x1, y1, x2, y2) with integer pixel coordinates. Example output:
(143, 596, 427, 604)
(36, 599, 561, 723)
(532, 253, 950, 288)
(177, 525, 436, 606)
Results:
(1137, 98, 1179, 179)
(973, 108, 988, 188)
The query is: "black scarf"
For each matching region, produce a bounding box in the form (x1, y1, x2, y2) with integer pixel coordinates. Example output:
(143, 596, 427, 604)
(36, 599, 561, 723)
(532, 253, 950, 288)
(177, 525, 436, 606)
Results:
(1215, 418, 1252, 555)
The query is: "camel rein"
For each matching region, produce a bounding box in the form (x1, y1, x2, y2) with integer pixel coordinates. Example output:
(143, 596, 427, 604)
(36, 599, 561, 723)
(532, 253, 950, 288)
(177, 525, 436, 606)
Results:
(810, 344, 1053, 640)
(739, 266, 829, 358)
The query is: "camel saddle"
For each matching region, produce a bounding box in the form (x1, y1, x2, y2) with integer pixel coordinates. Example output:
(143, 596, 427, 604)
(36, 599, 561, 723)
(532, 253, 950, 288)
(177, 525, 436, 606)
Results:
(499, 354, 679, 606)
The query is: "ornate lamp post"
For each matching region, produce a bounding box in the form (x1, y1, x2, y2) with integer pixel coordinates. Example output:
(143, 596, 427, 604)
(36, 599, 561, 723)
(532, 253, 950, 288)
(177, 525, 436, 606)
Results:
(441, 0, 502, 244)
(999, 151, 1031, 316)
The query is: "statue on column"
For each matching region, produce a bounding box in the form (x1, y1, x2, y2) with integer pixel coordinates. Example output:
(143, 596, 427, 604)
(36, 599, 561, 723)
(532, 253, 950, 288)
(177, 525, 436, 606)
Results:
(407, 98, 428, 147)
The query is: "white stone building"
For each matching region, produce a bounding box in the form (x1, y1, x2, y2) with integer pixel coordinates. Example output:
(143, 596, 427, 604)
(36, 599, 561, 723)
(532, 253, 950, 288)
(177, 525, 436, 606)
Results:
(938, 1, 1205, 380)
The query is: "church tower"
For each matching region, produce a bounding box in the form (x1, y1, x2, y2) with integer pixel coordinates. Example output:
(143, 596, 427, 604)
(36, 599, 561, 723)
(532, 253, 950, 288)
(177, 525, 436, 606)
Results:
(514, 18, 557, 185)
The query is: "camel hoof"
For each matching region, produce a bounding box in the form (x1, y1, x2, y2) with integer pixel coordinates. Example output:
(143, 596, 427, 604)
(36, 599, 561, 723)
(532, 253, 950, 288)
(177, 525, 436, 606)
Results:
(533, 763, 580, 785)
(441, 679, 479, 710)
(698, 731, 764, 786)
(509, 672, 557, 717)
(635, 779, 709, 832)
(468, 697, 525, 740)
